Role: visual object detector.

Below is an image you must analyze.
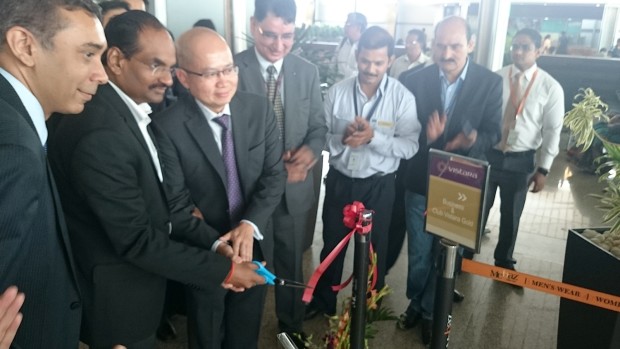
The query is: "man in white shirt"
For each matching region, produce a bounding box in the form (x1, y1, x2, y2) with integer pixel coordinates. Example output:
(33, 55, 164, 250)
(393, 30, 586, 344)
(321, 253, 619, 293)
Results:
(485, 28, 564, 270)
(390, 29, 429, 79)
(334, 12, 367, 81)
(305, 26, 421, 321)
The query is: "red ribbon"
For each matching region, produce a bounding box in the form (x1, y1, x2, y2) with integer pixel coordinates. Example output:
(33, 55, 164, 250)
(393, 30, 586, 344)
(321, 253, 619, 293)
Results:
(302, 201, 378, 304)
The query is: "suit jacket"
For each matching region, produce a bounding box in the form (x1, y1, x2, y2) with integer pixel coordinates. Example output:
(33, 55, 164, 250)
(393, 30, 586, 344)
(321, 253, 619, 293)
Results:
(47, 83, 230, 347)
(153, 91, 286, 265)
(402, 62, 503, 195)
(234, 49, 327, 215)
(0, 74, 81, 349)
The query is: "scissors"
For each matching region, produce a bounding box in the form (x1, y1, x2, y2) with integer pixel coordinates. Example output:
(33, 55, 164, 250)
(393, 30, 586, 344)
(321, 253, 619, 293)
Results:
(253, 261, 313, 289)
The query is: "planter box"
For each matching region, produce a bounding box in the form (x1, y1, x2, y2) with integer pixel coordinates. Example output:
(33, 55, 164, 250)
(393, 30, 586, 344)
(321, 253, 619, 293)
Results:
(557, 228, 620, 349)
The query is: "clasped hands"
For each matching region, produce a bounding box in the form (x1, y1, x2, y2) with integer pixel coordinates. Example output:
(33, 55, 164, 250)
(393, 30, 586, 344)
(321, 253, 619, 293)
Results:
(342, 116, 374, 148)
(283, 145, 317, 183)
(427, 111, 477, 151)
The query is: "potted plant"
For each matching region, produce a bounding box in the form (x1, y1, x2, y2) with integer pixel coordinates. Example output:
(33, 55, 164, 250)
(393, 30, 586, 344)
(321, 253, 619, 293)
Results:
(559, 88, 620, 349)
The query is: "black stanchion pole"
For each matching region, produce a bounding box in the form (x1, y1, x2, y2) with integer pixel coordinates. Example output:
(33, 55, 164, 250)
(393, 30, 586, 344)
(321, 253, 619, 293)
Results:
(350, 210, 372, 349)
(431, 239, 459, 349)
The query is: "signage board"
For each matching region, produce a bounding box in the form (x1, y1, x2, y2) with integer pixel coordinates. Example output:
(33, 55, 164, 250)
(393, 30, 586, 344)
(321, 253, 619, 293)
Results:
(425, 149, 490, 252)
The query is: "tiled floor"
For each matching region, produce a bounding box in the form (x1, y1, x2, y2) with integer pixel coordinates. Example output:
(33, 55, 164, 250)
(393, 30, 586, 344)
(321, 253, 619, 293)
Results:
(90, 132, 606, 349)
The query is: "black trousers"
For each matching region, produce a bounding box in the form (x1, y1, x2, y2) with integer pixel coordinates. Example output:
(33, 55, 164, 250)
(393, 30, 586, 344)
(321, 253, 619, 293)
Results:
(313, 169, 395, 314)
(483, 149, 535, 266)
(90, 335, 156, 349)
(272, 200, 309, 333)
(385, 160, 408, 273)
(185, 243, 266, 349)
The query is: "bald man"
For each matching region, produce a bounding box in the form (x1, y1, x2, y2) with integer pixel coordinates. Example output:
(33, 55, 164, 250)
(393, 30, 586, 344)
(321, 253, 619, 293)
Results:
(124, 0, 147, 11)
(153, 28, 285, 349)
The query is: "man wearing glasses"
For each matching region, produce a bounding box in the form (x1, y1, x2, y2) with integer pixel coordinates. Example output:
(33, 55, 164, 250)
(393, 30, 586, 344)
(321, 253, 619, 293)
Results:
(390, 29, 429, 79)
(154, 27, 286, 349)
(48, 11, 265, 349)
(234, 0, 327, 347)
(483, 28, 564, 271)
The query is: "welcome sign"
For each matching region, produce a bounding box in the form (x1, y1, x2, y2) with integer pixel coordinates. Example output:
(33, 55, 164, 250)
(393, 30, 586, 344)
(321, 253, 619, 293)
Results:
(426, 149, 490, 251)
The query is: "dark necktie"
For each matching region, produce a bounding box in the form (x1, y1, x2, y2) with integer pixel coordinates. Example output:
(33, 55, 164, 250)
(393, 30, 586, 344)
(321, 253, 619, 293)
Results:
(266, 65, 285, 138)
(214, 114, 244, 224)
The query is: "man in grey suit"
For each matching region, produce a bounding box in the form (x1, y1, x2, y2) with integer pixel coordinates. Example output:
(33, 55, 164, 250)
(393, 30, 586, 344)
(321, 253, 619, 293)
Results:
(0, 1, 107, 348)
(234, 0, 327, 345)
(154, 28, 286, 349)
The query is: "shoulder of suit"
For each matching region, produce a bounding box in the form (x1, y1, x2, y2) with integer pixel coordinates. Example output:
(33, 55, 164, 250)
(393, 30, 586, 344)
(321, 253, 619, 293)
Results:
(284, 53, 316, 68)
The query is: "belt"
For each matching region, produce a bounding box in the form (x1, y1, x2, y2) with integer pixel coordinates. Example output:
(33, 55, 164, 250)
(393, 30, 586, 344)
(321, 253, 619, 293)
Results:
(491, 148, 535, 158)
(331, 169, 394, 182)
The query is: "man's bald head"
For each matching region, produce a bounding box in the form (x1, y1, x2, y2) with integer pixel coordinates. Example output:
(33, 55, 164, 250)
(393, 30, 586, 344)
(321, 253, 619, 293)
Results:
(175, 27, 238, 113)
(176, 27, 230, 69)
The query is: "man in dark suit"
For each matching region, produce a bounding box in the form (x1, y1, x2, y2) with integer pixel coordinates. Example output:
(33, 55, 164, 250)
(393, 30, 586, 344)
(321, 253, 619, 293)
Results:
(154, 28, 286, 349)
(48, 11, 264, 349)
(0, 1, 108, 348)
(233, 0, 327, 344)
(396, 16, 502, 345)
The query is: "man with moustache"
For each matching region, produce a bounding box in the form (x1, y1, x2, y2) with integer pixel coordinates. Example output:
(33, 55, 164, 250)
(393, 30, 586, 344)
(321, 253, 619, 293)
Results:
(0, 0, 108, 348)
(397, 16, 502, 345)
(234, 0, 327, 345)
(48, 11, 264, 349)
(154, 27, 285, 349)
(484, 28, 564, 271)
(305, 26, 421, 320)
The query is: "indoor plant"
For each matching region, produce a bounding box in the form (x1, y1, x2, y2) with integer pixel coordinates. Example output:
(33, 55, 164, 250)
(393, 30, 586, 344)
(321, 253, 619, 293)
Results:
(559, 87, 620, 349)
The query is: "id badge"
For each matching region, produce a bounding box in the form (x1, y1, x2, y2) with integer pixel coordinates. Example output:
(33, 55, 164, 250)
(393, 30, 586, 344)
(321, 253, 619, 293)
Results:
(347, 153, 362, 171)
(507, 129, 519, 146)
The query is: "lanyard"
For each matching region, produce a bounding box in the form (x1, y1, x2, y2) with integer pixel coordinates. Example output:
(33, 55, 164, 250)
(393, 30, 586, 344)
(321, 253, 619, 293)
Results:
(353, 78, 389, 121)
(509, 66, 538, 118)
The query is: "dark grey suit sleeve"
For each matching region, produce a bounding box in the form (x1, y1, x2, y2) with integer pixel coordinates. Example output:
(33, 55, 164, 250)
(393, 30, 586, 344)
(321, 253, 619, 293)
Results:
(469, 74, 503, 158)
(303, 65, 328, 157)
(0, 145, 39, 281)
(242, 105, 287, 232)
(70, 129, 230, 289)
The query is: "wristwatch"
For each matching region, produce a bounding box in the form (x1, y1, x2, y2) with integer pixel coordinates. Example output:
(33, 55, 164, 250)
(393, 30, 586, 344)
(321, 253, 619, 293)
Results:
(537, 167, 549, 176)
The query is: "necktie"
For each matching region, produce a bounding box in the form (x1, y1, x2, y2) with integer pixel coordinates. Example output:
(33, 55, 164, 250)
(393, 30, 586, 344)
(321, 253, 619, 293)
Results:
(499, 72, 522, 151)
(266, 65, 285, 138)
(214, 114, 244, 223)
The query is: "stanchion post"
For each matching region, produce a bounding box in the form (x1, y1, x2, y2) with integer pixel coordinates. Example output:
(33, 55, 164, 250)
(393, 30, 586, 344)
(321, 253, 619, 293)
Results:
(431, 239, 459, 349)
(350, 210, 372, 349)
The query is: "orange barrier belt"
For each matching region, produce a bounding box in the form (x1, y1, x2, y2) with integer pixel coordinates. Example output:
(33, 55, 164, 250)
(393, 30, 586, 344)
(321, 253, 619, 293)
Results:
(461, 259, 620, 313)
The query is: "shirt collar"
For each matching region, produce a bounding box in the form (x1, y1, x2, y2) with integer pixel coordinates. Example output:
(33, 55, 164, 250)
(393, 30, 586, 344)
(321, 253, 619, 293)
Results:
(512, 63, 538, 81)
(254, 47, 284, 77)
(195, 98, 232, 122)
(108, 81, 152, 125)
(439, 57, 470, 84)
(0, 68, 47, 146)
(355, 73, 389, 99)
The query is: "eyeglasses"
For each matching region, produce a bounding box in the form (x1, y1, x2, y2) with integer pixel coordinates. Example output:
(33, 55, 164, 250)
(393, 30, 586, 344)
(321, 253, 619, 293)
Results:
(510, 43, 535, 52)
(406, 40, 420, 47)
(180, 65, 239, 80)
(257, 26, 294, 43)
(133, 58, 176, 77)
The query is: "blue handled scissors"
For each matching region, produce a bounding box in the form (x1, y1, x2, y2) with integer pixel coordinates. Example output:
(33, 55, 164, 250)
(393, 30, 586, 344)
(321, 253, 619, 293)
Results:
(253, 261, 313, 289)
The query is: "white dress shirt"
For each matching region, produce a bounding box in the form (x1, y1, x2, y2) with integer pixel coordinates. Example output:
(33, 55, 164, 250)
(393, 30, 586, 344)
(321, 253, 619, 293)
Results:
(389, 52, 429, 79)
(495, 64, 565, 170)
(109, 82, 163, 182)
(335, 39, 358, 81)
(254, 48, 285, 104)
(325, 74, 421, 178)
